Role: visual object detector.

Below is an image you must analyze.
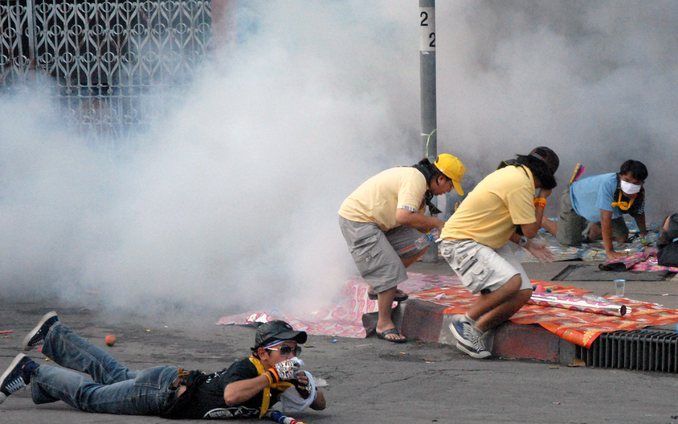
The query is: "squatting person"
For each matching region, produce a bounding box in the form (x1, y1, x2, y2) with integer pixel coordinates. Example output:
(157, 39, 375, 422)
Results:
(338, 154, 466, 343)
(439, 147, 559, 358)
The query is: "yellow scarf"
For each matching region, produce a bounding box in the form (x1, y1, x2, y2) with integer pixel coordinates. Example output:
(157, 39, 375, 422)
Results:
(248, 356, 293, 418)
(611, 191, 635, 211)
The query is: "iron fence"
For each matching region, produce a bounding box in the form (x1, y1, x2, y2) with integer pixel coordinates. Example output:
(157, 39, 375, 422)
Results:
(1, 0, 212, 137)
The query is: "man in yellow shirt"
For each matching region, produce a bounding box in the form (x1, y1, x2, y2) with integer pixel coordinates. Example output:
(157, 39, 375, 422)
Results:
(439, 147, 559, 358)
(339, 154, 466, 343)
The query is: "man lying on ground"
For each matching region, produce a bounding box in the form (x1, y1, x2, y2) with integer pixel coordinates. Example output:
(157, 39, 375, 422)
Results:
(0, 312, 325, 419)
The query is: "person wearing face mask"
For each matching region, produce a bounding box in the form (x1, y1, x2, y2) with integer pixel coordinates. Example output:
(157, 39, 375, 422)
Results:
(548, 159, 648, 260)
(338, 153, 466, 343)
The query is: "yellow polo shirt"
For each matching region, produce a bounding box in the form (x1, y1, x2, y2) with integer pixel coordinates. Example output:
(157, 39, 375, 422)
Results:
(441, 165, 536, 249)
(338, 167, 426, 231)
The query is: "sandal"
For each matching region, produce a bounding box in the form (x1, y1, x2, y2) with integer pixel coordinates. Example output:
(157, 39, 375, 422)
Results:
(376, 328, 407, 343)
(368, 289, 409, 302)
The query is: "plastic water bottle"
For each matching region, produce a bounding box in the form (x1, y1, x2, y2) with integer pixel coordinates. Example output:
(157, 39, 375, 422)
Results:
(414, 235, 428, 250)
(289, 357, 304, 370)
(415, 228, 440, 250)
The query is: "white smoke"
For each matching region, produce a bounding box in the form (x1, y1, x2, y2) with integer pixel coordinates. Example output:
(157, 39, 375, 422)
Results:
(436, 0, 677, 220)
(0, 0, 675, 318)
(0, 1, 420, 316)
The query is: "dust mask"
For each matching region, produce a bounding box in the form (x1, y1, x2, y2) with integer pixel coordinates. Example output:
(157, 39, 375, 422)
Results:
(620, 180, 641, 195)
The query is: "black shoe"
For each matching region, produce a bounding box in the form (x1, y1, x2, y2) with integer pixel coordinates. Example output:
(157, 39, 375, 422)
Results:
(22, 311, 59, 351)
(0, 354, 34, 404)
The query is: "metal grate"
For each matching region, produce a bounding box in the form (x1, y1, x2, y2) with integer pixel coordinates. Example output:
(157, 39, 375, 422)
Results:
(576, 329, 678, 373)
(1, 0, 212, 138)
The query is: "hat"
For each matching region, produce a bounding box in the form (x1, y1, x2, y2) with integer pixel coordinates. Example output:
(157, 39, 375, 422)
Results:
(434, 153, 466, 196)
(253, 320, 307, 349)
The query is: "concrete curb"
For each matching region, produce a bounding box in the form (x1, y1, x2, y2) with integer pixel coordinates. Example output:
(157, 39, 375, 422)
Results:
(400, 298, 577, 364)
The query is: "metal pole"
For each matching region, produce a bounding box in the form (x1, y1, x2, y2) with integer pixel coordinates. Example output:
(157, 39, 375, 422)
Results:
(419, 1, 441, 262)
(419, 0, 436, 161)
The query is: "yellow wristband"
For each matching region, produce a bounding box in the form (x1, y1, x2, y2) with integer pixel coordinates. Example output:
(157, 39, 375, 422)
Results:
(533, 198, 547, 208)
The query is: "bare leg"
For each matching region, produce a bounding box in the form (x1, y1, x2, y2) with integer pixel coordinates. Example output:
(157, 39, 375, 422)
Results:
(402, 247, 428, 268)
(466, 274, 522, 322)
(587, 222, 602, 240)
(475, 289, 532, 332)
(375, 287, 404, 341)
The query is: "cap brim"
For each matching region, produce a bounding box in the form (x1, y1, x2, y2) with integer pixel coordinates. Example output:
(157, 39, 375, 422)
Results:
(270, 330, 307, 345)
(453, 179, 464, 196)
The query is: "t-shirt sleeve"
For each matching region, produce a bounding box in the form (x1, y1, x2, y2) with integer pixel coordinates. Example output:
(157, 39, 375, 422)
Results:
(396, 174, 427, 211)
(596, 176, 616, 212)
(221, 360, 259, 391)
(507, 185, 536, 225)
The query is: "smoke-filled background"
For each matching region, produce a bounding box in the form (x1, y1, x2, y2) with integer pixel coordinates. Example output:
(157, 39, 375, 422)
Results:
(1, 0, 676, 319)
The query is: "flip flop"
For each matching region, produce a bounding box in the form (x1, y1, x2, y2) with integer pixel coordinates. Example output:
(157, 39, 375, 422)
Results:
(376, 328, 407, 343)
(368, 289, 409, 302)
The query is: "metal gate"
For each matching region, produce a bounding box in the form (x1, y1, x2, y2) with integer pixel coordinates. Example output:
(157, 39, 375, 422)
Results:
(0, 0, 212, 137)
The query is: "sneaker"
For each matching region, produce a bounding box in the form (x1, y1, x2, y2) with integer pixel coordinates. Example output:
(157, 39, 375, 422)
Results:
(0, 354, 32, 404)
(448, 314, 491, 359)
(22, 311, 59, 351)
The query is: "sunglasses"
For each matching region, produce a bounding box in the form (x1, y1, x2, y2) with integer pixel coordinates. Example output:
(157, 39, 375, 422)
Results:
(266, 345, 302, 356)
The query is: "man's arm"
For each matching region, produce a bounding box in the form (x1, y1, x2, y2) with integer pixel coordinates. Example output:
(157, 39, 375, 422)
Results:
(223, 375, 270, 405)
(633, 213, 647, 236)
(310, 390, 326, 410)
(518, 189, 551, 238)
(600, 209, 625, 259)
(395, 208, 444, 231)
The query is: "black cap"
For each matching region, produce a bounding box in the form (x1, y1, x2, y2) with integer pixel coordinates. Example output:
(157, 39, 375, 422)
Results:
(252, 320, 307, 349)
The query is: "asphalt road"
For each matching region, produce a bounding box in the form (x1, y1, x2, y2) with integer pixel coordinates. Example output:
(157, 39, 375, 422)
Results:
(1, 296, 677, 424)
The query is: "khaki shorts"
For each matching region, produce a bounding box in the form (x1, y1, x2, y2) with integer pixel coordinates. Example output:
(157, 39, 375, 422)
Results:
(338, 216, 427, 293)
(439, 240, 532, 294)
(556, 189, 629, 246)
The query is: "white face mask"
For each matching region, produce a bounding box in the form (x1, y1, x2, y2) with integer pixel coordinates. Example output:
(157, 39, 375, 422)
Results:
(620, 180, 642, 195)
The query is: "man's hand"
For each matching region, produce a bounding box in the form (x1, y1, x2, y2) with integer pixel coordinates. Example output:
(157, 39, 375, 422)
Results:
(293, 371, 312, 399)
(525, 240, 554, 262)
(605, 250, 627, 260)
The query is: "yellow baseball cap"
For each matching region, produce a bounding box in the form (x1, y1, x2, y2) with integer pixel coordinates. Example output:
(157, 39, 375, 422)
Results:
(434, 153, 466, 196)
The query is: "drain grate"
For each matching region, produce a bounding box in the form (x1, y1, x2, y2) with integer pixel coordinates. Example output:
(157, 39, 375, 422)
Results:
(576, 329, 678, 373)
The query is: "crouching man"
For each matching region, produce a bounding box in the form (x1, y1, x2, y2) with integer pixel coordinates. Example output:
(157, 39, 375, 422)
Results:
(439, 147, 559, 359)
(0, 312, 325, 419)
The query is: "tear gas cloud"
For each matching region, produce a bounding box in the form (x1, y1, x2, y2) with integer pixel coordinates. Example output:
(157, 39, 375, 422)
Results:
(0, 1, 420, 317)
(436, 0, 677, 218)
(0, 0, 675, 319)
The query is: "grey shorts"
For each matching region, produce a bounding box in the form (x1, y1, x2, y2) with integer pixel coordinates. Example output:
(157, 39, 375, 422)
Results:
(439, 240, 532, 294)
(338, 216, 427, 293)
(556, 189, 629, 246)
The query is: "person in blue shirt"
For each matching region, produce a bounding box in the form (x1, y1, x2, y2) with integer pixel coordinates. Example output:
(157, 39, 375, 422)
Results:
(544, 160, 648, 260)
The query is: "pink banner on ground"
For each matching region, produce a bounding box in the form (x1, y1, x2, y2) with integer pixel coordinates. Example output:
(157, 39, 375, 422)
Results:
(218, 273, 678, 347)
(216, 273, 461, 338)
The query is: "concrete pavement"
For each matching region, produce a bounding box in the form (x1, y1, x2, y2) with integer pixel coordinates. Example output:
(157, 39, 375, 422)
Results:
(1, 260, 677, 423)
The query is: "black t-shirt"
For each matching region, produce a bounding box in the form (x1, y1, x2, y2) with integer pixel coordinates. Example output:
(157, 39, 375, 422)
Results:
(167, 358, 283, 419)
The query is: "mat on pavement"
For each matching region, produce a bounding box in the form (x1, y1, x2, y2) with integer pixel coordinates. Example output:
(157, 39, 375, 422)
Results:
(409, 274, 678, 348)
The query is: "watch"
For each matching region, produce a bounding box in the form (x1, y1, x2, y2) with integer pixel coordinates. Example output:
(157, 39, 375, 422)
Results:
(518, 236, 529, 247)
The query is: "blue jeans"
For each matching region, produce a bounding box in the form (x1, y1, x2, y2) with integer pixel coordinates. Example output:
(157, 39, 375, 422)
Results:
(31, 323, 179, 415)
